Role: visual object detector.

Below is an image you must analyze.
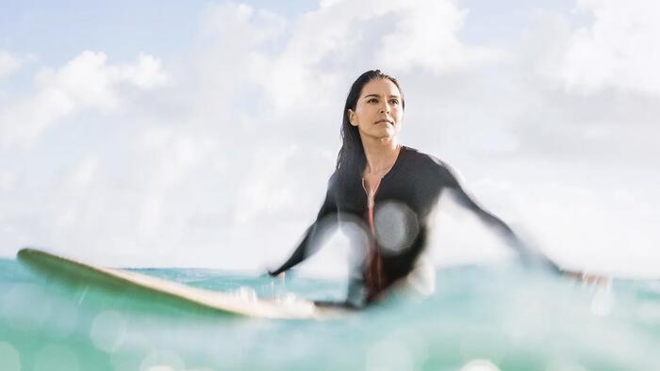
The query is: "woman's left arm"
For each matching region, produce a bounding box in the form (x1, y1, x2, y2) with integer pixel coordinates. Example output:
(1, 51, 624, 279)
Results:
(439, 162, 562, 273)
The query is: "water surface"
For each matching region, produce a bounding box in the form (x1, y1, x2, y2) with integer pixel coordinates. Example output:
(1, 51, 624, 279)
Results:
(1, 258, 659, 370)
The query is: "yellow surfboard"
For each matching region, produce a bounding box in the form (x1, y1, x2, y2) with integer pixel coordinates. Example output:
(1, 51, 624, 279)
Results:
(17, 248, 352, 320)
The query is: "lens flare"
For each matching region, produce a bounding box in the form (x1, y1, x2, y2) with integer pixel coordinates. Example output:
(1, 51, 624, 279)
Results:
(374, 201, 419, 255)
(460, 359, 500, 371)
(90, 310, 127, 353)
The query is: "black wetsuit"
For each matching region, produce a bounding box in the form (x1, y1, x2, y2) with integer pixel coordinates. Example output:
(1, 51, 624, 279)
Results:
(271, 146, 550, 307)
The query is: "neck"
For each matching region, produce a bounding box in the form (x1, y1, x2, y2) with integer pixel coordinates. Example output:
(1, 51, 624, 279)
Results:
(361, 136, 401, 174)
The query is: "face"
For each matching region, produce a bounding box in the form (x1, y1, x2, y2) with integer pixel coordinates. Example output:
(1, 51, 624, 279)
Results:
(348, 78, 403, 142)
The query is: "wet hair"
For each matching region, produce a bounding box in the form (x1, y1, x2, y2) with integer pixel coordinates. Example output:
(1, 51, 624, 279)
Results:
(336, 70, 405, 180)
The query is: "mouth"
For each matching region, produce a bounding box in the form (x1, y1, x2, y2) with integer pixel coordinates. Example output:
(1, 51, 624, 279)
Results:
(375, 120, 394, 125)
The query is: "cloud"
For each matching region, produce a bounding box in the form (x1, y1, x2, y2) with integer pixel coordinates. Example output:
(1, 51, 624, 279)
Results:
(0, 51, 25, 81)
(199, 2, 287, 47)
(234, 145, 297, 224)
(527, 0, 660, 95)
(126, 127, 218, 241)
(0, 51, 167, 149)
(0, 170, 15, 192)
(509, 1, 660, 165)
(243, 0, 502, 114)
(375, 1, 503, 73)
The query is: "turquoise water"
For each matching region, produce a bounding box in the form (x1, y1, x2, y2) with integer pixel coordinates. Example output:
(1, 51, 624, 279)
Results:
(2, 258, 660, 371)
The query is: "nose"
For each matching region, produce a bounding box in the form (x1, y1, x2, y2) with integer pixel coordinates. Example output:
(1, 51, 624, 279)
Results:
(380, 102, 391, 114)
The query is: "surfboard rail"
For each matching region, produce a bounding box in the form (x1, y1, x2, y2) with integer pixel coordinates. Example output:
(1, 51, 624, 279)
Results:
(17, 248, 352, 320)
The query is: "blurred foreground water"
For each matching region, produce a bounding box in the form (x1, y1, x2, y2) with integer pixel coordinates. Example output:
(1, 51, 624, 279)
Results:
(1, 257, 660, 371)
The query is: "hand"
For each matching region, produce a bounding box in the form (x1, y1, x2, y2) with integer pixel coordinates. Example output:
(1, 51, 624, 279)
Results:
(562, 270, 611, 286)
(267, 269, 286, 279)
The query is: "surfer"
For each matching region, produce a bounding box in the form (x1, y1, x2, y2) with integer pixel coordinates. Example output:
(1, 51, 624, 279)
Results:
(268, 70, 563, 308)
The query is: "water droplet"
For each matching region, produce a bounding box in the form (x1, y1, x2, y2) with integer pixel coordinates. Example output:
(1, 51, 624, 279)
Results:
(233, 286, 257, 301)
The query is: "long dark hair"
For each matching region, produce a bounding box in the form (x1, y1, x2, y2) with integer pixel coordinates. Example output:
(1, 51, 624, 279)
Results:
(336, 70, 405, 180)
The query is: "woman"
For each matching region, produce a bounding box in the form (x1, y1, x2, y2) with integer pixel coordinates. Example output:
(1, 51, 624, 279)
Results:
(269, 70, 560, 308)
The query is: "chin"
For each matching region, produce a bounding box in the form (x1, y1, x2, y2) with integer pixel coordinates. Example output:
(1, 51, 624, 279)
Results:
(383, 128, 398, 138)
(377, 133, 397, 141)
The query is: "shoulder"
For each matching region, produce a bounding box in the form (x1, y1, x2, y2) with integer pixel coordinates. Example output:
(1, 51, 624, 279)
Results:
(327, 169, 353, 194)
(401, 146, 462, 187)
(327, 170, 340, 190)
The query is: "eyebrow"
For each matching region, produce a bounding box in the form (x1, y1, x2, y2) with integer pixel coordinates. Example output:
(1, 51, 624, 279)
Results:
(363, 94, 401, 99)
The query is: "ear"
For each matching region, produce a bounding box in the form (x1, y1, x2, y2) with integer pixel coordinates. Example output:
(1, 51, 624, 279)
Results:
(348, 109, 358, 127)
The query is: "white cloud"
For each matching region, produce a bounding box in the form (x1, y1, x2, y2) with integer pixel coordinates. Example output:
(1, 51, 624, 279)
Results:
(68, 156, 98, 189)
(529, 0, 660, 94)
(235, 144, 297, 224)
(375, 1, 503, 73)
(0, 51, 24, 80)
(247, 0, 502, 113)
(0, 51, 167, 149)
(0, 171, 15, 192)
(119, 54, 169, 90)
(52, 156, 99, 231)
(199, 3, 287, 46)
(128, 127, 218, 242)
(514, 1, 660, 165)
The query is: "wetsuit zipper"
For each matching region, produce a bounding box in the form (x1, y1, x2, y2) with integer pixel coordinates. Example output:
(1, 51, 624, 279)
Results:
(362, 176, 385, 301)
(361, 177, 380, 235)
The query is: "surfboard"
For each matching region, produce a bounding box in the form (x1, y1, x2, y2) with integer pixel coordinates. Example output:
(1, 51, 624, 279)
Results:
(17, 248, 353, 320)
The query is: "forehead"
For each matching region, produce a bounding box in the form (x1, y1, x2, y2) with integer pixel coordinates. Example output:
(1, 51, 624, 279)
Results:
(360, 78, 401, 97)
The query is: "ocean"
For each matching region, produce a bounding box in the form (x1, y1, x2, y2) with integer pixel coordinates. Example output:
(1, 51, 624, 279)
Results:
(1, 257, 659, 371)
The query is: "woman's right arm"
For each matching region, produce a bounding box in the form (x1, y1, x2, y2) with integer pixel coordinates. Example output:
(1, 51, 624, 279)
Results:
(268, 176, 338, 276)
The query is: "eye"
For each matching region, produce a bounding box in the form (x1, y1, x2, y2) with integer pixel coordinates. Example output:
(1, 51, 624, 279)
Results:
(389, 99, 399, 105)
(367, 98, 378, 104)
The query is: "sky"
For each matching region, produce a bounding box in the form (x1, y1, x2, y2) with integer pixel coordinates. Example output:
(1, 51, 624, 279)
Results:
(1, 0, 659, 278)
